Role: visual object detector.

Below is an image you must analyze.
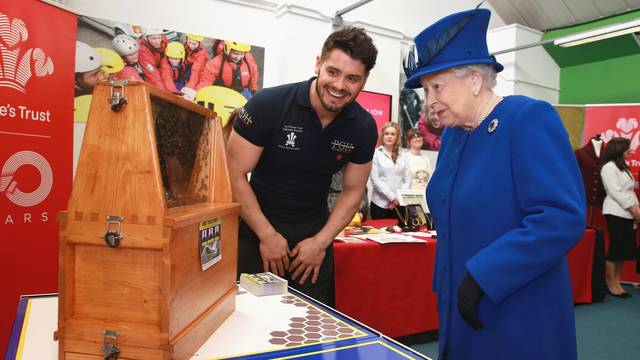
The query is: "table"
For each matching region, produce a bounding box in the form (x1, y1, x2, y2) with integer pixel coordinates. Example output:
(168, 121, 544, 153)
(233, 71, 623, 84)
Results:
(567, 228, 596, 303)
(334, 219, 439, 338)
(7, 288, 430, 360)
(334, 220, 598, 338)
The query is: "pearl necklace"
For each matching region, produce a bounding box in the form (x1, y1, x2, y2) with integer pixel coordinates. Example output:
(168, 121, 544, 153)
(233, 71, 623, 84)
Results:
(475, 93, 501, 129)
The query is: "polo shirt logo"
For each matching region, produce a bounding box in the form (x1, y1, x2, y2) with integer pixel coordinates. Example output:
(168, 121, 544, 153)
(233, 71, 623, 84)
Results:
(285, 132, 297, 147)
(330, 140, 355, 154)
(278, 125, 302, 151)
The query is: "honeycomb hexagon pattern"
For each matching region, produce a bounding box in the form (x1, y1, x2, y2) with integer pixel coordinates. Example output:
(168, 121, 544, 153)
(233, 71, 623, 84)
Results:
(268, 295, 364, 347)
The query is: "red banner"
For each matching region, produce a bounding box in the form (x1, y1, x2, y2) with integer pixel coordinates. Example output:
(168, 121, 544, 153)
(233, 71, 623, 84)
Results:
(0, 0, 75, 354)
(584, 105, 640, 174)
(355, 90, 392, 134)
(583, 105, 640, 283)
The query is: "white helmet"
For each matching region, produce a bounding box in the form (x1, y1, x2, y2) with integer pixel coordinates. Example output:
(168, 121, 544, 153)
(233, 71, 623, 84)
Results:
(75, 41, 101, 73)
(143, 27, 163, 37)
(112, 34, 139, 56)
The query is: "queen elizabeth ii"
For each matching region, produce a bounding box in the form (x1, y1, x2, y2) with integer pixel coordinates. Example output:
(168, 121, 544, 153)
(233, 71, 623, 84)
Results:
(404, 7, 586, 360)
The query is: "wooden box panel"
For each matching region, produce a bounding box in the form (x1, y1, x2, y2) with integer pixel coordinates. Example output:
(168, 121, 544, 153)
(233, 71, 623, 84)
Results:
(58, 82, 240, 359)
(166, 206, 239, 338)
(73, 245, 163, 324)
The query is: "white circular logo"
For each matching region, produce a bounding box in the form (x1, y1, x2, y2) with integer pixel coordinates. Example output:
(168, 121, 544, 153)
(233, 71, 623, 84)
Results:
(0, 151, 53, 207)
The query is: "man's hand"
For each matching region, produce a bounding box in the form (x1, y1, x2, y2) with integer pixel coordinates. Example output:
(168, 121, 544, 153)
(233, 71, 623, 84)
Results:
(289, 238, 326, 285)
(259, 232, 290, 276)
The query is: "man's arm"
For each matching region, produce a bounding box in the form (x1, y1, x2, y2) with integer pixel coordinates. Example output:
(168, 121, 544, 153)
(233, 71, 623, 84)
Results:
(227, 129, 291, 275)
(289, 160, 372, 284)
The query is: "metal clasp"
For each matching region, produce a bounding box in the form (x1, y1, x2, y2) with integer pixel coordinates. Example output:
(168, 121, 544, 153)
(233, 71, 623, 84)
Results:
(101, 329, 120, 360)
(109, 79, 128, 112)
(103, 215, 125, 248)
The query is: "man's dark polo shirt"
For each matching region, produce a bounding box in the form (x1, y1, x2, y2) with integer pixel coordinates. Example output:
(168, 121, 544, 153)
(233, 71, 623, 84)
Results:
(234, 77, 377, 223)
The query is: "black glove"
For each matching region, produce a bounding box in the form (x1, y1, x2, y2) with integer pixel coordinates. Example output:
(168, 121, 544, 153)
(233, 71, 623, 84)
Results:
(457, 272, 484, 330)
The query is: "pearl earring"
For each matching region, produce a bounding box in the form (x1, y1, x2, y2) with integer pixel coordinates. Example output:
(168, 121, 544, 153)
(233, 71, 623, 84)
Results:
(473, 91, 479, 96)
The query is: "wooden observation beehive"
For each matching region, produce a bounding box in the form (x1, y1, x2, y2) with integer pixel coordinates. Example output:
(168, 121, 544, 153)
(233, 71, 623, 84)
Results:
(57, 81, 240, 359)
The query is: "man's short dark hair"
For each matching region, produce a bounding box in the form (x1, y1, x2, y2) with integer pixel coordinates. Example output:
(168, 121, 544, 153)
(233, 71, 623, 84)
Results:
(321, 26, 378, 73)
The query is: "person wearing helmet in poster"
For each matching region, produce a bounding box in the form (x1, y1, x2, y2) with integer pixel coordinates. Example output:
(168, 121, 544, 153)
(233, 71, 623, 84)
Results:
(75, 41, 105, 97)
(196, 40, 258, 99)
(183, 34, 209, 93)
(138, 27, 168, 90)
(95, 48, 124, 79)
(160, 41, 188, 94)
(194, 85, 247, 128)
(112, 34, 145, 81)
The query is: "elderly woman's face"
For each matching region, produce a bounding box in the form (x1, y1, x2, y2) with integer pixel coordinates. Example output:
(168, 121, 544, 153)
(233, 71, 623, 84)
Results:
(420, 70, 476, 128)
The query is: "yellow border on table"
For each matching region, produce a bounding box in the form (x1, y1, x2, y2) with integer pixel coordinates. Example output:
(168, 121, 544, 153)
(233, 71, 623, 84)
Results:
(273, 340, 418, 359)
(15, 298, 33, 360)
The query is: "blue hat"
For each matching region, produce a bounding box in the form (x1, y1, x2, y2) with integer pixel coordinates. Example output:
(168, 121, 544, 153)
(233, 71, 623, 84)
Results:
(404, 8, 503, 89)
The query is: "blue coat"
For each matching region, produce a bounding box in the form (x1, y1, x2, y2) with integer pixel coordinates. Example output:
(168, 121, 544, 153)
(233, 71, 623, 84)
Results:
(426, 96, 586, 360)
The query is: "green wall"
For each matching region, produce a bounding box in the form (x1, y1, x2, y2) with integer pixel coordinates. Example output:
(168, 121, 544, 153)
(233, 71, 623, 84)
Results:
(559, 53, 640, 104)
(542, 9, 640, 105)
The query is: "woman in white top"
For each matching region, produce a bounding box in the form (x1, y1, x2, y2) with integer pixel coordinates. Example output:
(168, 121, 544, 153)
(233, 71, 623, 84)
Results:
(370, 122, 410, 220)
(404, 128, 433, 191)
(600, 137, 640, 298)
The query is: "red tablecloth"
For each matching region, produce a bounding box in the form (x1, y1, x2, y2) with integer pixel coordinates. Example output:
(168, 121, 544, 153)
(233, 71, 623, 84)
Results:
(334, 219, 438, 338)
(334, 220, 597, 337)
(567, 228, 596, 303)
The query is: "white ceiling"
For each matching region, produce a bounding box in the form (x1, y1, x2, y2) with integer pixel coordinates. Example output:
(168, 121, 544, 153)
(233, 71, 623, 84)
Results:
(488, 0, 640, 31)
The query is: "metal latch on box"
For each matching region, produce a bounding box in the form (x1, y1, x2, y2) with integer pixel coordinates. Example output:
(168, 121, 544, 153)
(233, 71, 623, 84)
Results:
(108, 79, 128, 112)
(101, 329, 120, 360)
(103, 215, 125, 248)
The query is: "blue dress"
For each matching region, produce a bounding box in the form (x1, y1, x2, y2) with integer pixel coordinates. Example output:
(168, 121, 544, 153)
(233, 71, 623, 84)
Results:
(427, 96, 586, 360)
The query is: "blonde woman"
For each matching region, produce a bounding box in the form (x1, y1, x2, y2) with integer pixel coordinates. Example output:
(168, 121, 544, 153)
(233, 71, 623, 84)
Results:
(369, 122, 410, 219)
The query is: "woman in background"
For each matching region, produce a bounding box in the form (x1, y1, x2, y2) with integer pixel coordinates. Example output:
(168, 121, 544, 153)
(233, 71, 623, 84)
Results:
(601, 137, 640, 298)
(405, 128, 433, 192)
(369, 122, 410, 220)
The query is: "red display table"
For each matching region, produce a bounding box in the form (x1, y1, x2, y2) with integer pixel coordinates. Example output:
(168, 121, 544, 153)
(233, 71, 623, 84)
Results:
(334, 219, 438, 338)
(334, 220, 597, 338)
(567, 228, 596, 303)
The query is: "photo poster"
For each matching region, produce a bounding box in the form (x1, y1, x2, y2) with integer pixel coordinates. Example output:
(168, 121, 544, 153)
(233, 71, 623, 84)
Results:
(199, 218, 221, 271)
(398, 74, 442, 151)
(74, 15, 265, 125)
(355, 90, 392, 134)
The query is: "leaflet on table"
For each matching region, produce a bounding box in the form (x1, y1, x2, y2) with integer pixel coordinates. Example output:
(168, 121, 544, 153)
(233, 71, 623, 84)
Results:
(240, 272, 288, 296)
(403, 231, 437, 238)
(351, 233, 427, 244)
(335, 236, 366, 243)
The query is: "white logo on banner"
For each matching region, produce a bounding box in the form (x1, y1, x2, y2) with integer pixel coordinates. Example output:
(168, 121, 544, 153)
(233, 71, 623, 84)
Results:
(602, 117, 640, 150)
(0, 12, 55, 92)
(0, 151, 53, 207)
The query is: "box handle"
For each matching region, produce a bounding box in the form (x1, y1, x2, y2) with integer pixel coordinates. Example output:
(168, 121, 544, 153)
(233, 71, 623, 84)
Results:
(101, 329, 120, 359)
(109, 79, 128, 112)
(103, 215, 124, 248)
